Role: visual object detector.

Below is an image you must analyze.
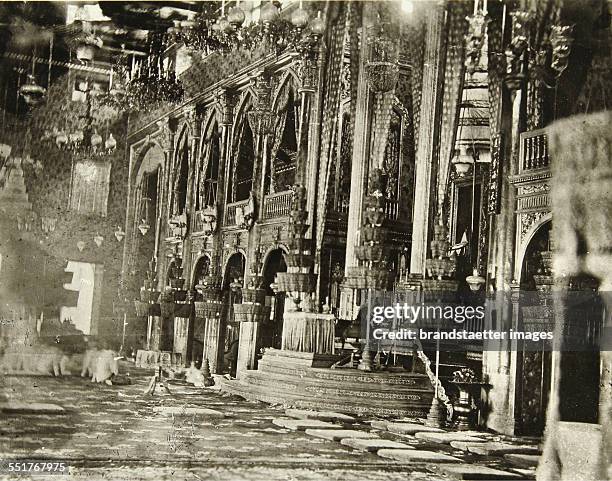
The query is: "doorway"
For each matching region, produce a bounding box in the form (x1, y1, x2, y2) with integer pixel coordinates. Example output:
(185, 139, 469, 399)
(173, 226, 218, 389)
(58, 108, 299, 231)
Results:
(259, 248, 287, 351)
(221, 252, 246, 376)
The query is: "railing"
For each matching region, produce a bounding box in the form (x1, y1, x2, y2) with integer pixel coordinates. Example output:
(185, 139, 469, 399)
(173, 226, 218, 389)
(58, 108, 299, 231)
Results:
(415, 339, 453, 418)
(224, 199, 249, 226)
(192, 207, 216, 233)
(331, 197, 398, 219)
(519, 128, 549, 173)
(335, 194, 350, 214)
(262, 190, 294, 220)
(385, 199, 399, 221)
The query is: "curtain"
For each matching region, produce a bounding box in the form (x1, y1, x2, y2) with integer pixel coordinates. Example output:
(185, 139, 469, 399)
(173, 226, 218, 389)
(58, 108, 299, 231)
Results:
(281, 313, 335, 354)
(230, 118, 246, 203)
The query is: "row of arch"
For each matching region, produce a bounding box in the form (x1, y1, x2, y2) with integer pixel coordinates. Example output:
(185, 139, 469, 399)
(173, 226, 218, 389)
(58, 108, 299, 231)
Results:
(168, 71, 301, 218)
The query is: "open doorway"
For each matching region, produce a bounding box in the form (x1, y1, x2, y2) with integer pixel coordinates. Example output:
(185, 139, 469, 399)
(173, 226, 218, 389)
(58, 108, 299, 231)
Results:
(221, 252, 246, 377)
(190, 255, 211, 366)
(259, 248, 287, 351)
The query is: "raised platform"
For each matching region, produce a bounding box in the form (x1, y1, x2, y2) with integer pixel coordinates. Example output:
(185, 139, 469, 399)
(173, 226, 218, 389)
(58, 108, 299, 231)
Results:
(219, 349, 434, 418)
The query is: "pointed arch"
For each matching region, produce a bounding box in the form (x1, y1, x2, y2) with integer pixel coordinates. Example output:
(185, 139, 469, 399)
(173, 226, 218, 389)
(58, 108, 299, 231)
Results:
(272, 69, 299, 111)
(172, 124, 190, 215)
(516, 214, 553, 283)
(197, 114, 221, 210)
(228, 92, 256, 203)
(267, 75, 298, 194)
(191, 253, 212, 287)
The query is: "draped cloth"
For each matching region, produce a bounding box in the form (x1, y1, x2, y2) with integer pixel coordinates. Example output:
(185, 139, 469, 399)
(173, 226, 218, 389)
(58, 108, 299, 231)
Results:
(281, 312, 335, 354)
(268, 82, 292, 193)
(371, 92, 396, 172)
(436, 2, 470, 215)
(230, 118, 247, 202)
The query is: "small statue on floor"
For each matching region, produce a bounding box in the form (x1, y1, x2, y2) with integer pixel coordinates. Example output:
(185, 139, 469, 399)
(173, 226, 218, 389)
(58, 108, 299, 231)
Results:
(185, 361, 205, 387)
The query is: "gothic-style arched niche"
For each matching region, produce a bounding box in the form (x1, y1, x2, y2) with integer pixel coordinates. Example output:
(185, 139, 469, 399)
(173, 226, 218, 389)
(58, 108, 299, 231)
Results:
(221, 251, 246, 377)
(192, 255, 211, 288)
(197, 121, 221, 210)
(173, 129, 190, 215)
(332, 105, 353, 214)
(228, 109, 255, 203)
(259, 248, 287, 350)
(384, 108, 402, 205)
(267, 80, 298, 193)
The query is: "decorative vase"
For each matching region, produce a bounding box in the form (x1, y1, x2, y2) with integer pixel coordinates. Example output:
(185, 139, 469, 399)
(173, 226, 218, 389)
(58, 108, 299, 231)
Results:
(451, 381, 484, 431)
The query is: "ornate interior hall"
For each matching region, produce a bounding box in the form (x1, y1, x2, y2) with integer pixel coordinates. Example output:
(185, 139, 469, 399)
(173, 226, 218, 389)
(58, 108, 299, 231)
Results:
(0, 1, 610, 480)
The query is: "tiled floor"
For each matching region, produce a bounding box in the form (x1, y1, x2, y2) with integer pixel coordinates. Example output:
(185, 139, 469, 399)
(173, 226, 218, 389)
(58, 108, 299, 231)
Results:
(0, 369, 442, 480)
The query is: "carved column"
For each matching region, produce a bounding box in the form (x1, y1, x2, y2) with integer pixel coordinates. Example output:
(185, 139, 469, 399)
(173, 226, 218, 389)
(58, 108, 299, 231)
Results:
(340, 3, 375, 320)
(158, 122, 176, 290)
(248, 69, 274, 209)
(119, 140, 146, 304)
(295, 35, 322, 236)
(344, 4, 373, 275)
(484, 9, 532, 435)
(217, 88, 238, 237)
(235, 252, 269, 379)
(182, 107, 202, 285)
(179, 109, 202, 365)
(409, 2, 447, 275)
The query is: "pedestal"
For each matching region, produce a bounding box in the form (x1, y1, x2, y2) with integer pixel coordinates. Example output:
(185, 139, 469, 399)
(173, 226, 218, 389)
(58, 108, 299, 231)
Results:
(173, 316, 189, 366)
(281, 312, 335, 354)
(235, 321, 260, 380)
(149, 316, 161, 351)
(202, 316, 224, 374)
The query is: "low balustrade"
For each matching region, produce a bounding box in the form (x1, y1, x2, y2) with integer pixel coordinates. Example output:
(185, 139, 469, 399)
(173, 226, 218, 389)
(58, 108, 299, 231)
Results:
(224, 199, 249, 226)
(519, 128, 549, 173)
(262, 190, 294, 220)
(385, 199, 399, 221)
(331, 197, 397, 219)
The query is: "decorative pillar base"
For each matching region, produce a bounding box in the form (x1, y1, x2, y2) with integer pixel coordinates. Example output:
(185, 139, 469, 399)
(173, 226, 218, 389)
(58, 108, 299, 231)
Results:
(281, 312, 335, 354)
(202, 316, 223, 374)
(173, 316, 190, 366)
(424, 397, 446, 428)
(235, 321, 260, 379)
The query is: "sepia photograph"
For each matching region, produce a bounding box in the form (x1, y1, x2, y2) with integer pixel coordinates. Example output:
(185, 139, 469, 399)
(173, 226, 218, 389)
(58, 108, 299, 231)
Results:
(0, 0, 610, 479)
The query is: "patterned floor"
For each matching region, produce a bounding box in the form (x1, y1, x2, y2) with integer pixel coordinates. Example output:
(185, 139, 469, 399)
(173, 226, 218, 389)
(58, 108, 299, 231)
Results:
(0, 367, 442, 480)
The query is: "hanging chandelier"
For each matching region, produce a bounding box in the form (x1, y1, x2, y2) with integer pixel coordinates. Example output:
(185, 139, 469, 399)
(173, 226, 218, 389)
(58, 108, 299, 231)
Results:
(170, 1, 325, 56)
(68, 20, 104, 65)
(365, 23, 400, 93)
(19, 75, 46, 106)
(52, 89, 118, 156)
(99, 33, 184, 112)
(48, 33, 118, 156)
(19, 47, 46, 107)
(128, 32, 184, 108)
